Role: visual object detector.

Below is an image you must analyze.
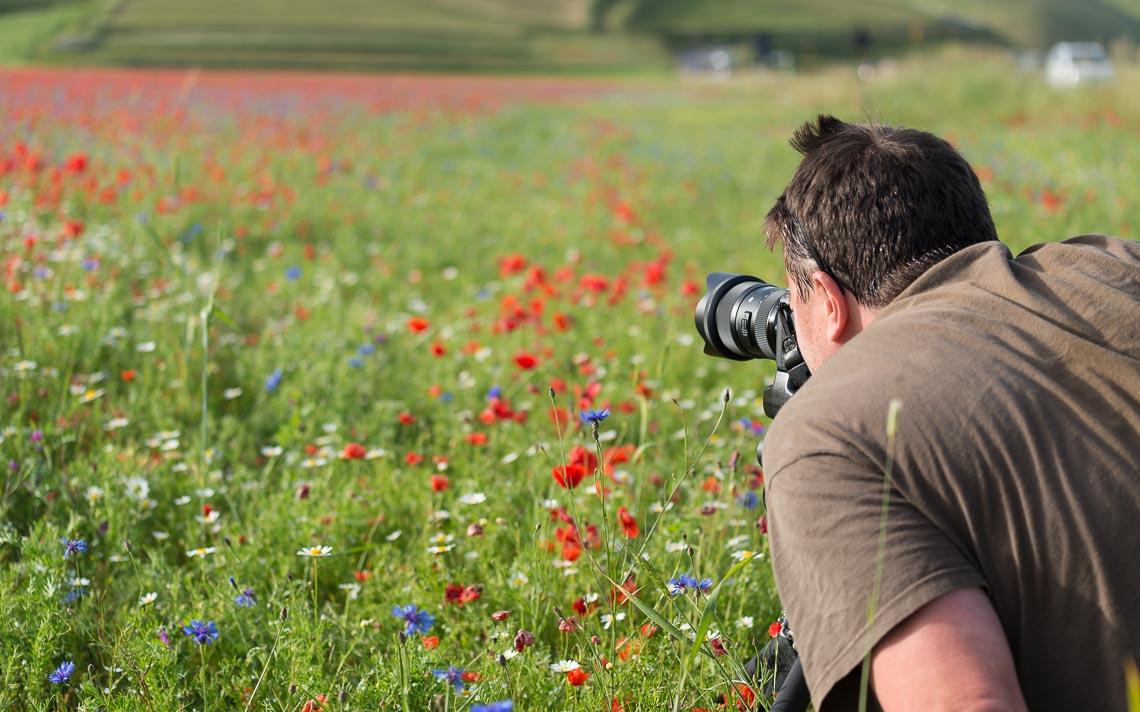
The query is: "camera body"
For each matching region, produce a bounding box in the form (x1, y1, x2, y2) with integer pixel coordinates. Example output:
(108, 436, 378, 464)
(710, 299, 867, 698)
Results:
(694, 273, 811, 419)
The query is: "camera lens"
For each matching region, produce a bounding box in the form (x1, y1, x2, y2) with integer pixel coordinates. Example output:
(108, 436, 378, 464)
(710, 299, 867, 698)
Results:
(694, 273, 788, 361)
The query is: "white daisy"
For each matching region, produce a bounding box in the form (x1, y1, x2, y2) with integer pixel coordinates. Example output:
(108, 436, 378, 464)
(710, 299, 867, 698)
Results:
(297, 545, 333, 557)
(550, 660, 581, 672)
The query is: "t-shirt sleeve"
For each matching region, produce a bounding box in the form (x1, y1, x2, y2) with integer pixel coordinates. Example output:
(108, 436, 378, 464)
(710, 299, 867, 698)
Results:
(765, 453, 987, 711)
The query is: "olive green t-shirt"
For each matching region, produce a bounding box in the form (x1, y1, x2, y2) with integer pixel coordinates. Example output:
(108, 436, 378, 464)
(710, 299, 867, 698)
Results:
(763, 235, 1140, 711)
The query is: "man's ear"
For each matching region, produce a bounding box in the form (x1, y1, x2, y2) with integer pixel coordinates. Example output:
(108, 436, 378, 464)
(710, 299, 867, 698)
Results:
(810, 270, 848, 343)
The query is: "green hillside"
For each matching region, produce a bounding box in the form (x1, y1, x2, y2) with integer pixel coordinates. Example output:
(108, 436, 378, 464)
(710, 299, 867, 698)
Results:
(621, 0, 1140, 50)
(1, 0, 1138, 72)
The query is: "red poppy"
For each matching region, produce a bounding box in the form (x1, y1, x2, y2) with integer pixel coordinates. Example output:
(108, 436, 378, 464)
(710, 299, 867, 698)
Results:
(513, 350, 538, 369)
(121, 369, 136, 382)
(422, 636, 439, 650)
(301, 694, 326, 712)
(566, 668, 590, 686)
(353, 570, 372, 583)
(572, 596, 598, 616)
(731, 683, 756, 710)
(567, 446, 598, 475)
(407, 317, 430, 333)
(430, 474, 450, 492)
(768, 621, 783, 638)
(60, 220, 84, 239)
(561, 541, 582, 562)
(613, 200, 637, 224)
(398, 412, 416, 424)
(498, 253, 527, 276)
(549, 405, 571, 429)
(611, 576, 637, 606)
(63, 152, 88, 173)
(616, 507, 639, 538)
(342, 442, 366, 459)
(553, 464, 586, 489)
(405, 452, 423, 465)
(465, 432, 487, 445)
(615, 636, 642, 661)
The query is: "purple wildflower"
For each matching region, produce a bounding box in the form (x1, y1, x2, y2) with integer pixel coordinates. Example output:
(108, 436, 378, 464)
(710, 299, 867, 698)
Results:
(431, 666, 466, 691)
(668, 573, 699, 595)
(265, 369, 283, 393)
(234, 588, 256, 607)
(471, 702, 513, 712)
(580, 409, 610, 424)
(182, 619, 220, 644)
(391, 604, 434, 636)
(61, 538, 87, 559)
(48, 660, 75, 684)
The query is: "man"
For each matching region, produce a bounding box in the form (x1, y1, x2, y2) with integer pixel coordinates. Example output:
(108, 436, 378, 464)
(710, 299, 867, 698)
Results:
(759, 115, 1140, 712)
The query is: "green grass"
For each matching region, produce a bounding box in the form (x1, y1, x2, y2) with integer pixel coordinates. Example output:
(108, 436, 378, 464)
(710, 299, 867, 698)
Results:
(1, 51, 1138, 709)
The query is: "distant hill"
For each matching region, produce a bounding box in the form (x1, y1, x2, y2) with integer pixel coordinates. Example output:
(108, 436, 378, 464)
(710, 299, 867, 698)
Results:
(618, 0, 1140, 54)
(1, 0, 1138, 72)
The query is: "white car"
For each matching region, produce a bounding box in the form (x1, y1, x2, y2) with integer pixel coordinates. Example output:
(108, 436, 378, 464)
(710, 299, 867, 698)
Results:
(1044, 42, 1115, 87)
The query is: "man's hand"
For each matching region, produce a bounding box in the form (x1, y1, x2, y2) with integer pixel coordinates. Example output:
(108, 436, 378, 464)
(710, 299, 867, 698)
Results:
(871, 587, 1030, 712)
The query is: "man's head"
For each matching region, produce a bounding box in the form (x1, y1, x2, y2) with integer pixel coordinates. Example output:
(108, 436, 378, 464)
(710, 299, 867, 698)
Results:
(764, 115, 998, 369)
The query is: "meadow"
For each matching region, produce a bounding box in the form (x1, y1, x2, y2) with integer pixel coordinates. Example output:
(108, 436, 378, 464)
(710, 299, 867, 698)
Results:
(1, 49, 1139, 711)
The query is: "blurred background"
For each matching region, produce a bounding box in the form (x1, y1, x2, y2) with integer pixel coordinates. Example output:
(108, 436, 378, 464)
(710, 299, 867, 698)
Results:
(0, 0, 1137, 79)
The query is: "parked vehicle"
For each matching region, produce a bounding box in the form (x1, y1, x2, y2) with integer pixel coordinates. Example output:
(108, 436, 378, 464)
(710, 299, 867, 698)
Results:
(1044, 42, 1115, 87)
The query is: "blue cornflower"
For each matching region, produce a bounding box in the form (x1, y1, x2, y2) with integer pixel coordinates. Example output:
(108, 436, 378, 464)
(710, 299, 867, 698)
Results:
(471, 701, 513, 712)
(265, 369, 283, 393)
(234, 588, 256, 607)
(358, 343, 376, 356)
(182, 619, 220, 644)
(285, 266, 302, 281)
(486, 385, 502, 400)
(580, 409, 610, 425)
(667, 573, 699, 595)
(391, 604, 435, 636)
(348, 357, 364, 368)
(696, 577, 714, 593)
(61, 538, 87, 559)
(737, 491, 760, 509)
(48, 660, 75, 684)
(431, 666, 466, 691)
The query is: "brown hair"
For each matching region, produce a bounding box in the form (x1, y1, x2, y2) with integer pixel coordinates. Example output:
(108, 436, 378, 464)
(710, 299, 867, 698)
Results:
(764, 115, 998, 308)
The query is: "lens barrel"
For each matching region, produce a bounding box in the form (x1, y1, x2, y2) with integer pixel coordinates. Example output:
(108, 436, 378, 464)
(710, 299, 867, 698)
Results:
(694, 273, 788, 361)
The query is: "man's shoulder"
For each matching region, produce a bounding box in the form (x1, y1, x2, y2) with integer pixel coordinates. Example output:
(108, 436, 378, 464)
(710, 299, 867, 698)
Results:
(762, 296, 989, 480)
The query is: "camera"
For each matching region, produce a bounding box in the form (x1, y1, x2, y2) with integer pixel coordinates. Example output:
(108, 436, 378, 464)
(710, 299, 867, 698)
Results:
(693, 273, 810, 419)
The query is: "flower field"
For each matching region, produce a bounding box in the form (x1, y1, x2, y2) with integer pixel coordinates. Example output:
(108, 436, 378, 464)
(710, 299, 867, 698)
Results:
(2, 54, 1139, 710)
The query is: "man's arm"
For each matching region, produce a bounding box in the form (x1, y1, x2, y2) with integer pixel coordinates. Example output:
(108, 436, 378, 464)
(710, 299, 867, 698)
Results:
(871, 587, 1029, 712)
